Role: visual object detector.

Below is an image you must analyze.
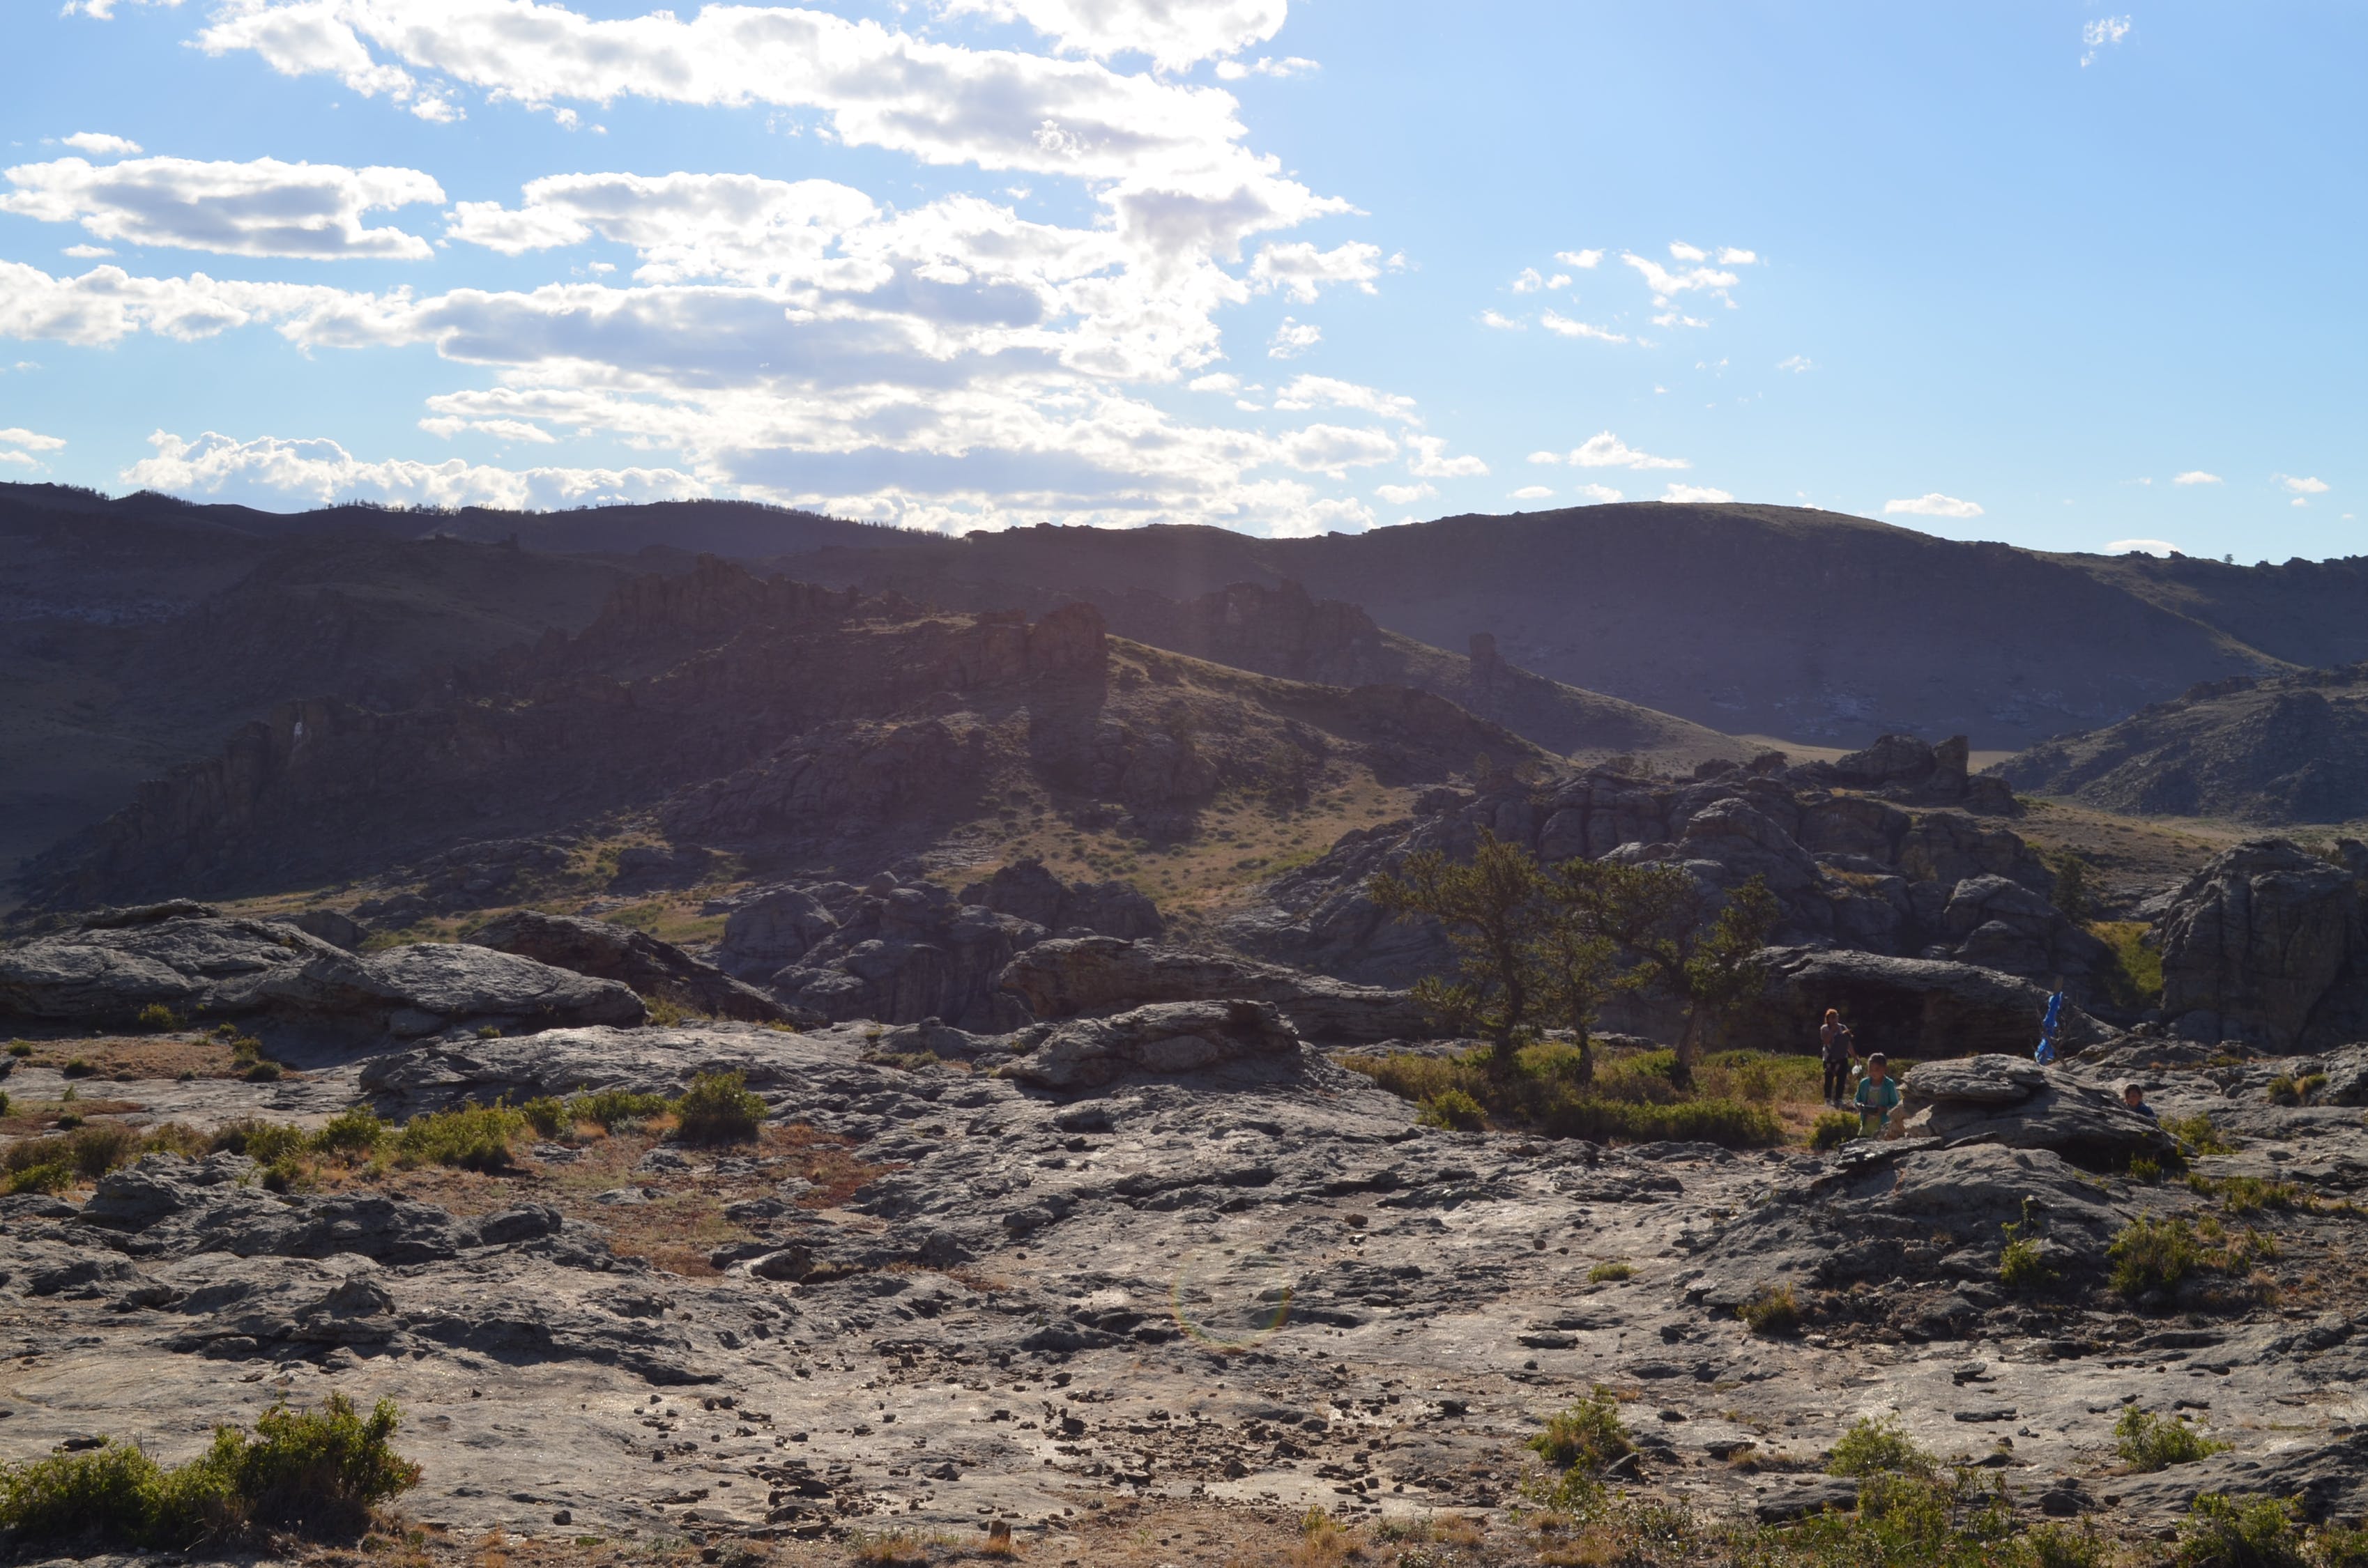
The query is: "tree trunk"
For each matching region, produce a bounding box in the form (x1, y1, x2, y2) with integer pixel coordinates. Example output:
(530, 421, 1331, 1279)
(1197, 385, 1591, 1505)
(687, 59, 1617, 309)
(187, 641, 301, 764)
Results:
(1670, 1008, 1699, 1091)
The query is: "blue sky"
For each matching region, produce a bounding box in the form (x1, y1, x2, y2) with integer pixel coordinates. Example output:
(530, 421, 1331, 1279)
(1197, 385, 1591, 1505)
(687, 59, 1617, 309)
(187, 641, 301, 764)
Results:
(0, 1, 2359, 558)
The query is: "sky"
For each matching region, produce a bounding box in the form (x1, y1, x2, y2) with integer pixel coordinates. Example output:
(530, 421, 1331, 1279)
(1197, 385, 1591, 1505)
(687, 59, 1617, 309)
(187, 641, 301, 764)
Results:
(0, 1, 2360, 559)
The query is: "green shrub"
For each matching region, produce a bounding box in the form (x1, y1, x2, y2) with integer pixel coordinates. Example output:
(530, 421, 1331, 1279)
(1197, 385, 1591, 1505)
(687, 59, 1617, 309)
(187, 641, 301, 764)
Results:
(643, 995, 689, 1027)
(1739, 1285, 1801, 1337)
(1343, 1043, 1786, 1150)
(2110, 1215, 2203, 1299)
(1417, 1087, 1487, 1131)
(61, 1057, 96, 1079)
(208, 1119, 309, 1165)
(0, 1394, 421, 1548)
(4, 1162, 73, 1195)
(1826, 1415, 1934, 1478)
(142, 1122, 211, 1160)
(4, 1123, 141, 1186)
(2167, 1114, 2236, 1155)
(2215, 1176, 2302, 1216)
(520, 1096, 567, 1138)
(2024, 1522, 2112, 1568)
(0, 1089, 9, 1118)
(1999, 1237, 2054, 1291)
(2088, 919, 2164, 1009)
(310, 1107, 387, 1159)
(6, 1040, 31, 1058)
(2312, 1522, 2368, 1568)
(474, 1024, 502, 1040)
(135, 1004, 180, 1033)
(1810, 1111, 1858, 1151)
(392, 1105, 525, 1173)
(1528, 1388, 1633, 1473)
(243, 1061, 284, 1084)
(565, 1087, 673, 1131)
(225, 1034, 263, 1064)
(2174, 1492, 2306, 1568)
(2116, 1406, 2229, 1472)
(1588, 1261, 1634, 1283)
(673, 1071, 767, 1145)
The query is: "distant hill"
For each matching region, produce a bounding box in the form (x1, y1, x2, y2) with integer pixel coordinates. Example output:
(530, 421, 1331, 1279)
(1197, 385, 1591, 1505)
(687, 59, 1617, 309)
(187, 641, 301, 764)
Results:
(1995, 666, 2368, 824)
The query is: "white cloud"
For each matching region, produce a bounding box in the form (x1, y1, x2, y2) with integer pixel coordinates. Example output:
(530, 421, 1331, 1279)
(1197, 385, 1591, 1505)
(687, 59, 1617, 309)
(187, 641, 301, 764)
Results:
(2292, 496, 2310, 508)
(1884, 492, 1985, 518)
(1652, 311, 1709, 329)
(1509, 484, 1553, 500)
(1511, 267, 1544, 293)
(62, 244, 116, 259)
(0, 451, 36, 468)
(1526, 450, 1560, 465)
(2106, 538, 2177, 557)
(1214, 56, 1317, 80)
(1621, 253, 1741, 305)
(61, 0, 185, 15)
(2081, 15, 2132, 66)
(1539, 310, 1628, 344)
(2172, 470, 2222, 485)
(1573, 483, 1621, 503)
(420, 415, 556, 444)
(1374, 481, 1434, 505)
(60, 132, 144, 157)
(0, 426, 68, 451)
(1567, 431, 1688, 470)
(1406, 435, 1487, 479)
(1668, 241, 1707, 262)
(945, 0, 1288, 71)
(1717, 247, 1757, 266)
(1554, 249, 1601, 268)
(1271, 374, 1417, 422)
(1189, 372, 1241, 393)
(1268, 316, 1320, 358)
(1776, 354, 1814, 372)
(125, 429, 700, 509)
(1479, 309, 1524, 331)
(1, 155, 441, 260)
(2278, 474, 2330, 494)
(1659, 483, 1732, 504)
(1249, 240, 1382, 302)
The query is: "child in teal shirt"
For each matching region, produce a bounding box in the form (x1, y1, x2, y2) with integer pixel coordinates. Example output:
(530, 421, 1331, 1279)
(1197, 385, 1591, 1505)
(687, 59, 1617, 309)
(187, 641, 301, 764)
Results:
(1854, 1052, 1901, 1138)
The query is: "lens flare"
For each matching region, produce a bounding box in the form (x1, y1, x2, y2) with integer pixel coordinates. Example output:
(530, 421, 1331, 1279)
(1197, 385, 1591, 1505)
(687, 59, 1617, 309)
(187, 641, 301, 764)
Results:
(1169, 1246, 1299, 1352)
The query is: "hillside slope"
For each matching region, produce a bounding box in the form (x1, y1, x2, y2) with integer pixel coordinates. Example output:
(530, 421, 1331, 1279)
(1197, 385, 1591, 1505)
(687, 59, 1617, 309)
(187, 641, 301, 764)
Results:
(1996, 666, 2368, 824)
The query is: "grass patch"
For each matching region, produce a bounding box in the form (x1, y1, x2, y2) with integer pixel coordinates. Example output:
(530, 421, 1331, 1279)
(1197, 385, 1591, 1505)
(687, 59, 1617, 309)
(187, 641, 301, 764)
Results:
(2167, 1114, 2236, 1156)
(1528, 1388, 1634, 1473)
(1826, 1415, 1935, 1479)
(392, 1105, 526, 1173)
(1588, 1260, 1635, 1283)
(566, 1088, 674, 1132)
(2109, 1215, 2279, 1303)
(0, 1394, 420, 1548)
(2088, 920, 2164, 1009)
(134, 1004, 180, 1032)
(2116, 1407, 2229, 1472)
(1739, 1285, 1801, 1336)
(1345, 1041, 1786, 1149)
(673, 1071, 767, 1145)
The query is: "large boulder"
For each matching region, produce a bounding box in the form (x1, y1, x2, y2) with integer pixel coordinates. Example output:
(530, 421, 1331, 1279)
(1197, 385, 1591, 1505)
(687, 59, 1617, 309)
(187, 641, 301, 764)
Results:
(1894, 1054, 2177, 1167)
(1005, 999, 1303, 1091)
(761, 878, 1042, 1031)
(2157, 840, 2368, 1050)
(996, 937, 1437, 1043)
(1739, 946, 2105, 1059)
(466, 909, 788, 1024)
(0, 908, 643, 1038)
(957, 859, 1164, 941)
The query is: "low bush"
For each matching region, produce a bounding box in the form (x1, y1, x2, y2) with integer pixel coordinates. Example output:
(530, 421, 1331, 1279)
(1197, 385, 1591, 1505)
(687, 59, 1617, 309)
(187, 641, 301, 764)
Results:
(1734, 1469, 2016, 1568)
(1344, 1042, 1787, 1150)
(2174, 1492, 2306, 1568)
(519, 1096, 567, 1138)
(392, 1104, 525, 1173)
(3, 1123, 141, 1188)
(134, 1004, 180, 1032)
(1826, 1415, 1934, 1479)
(1588, 1261, 1634, 1283)
(209, 1119, 309, 1165)
(243, 1061, 283, 1083)
(6, 1040, 31, 1057)
(1999, 1237, 2054, 1291)
(2109, 1215, 2203, 1299)
(1528, 1388, 1633, 1473)
(2116, 1406, 2229, 1472)
(310, 1107, 387, 1159)
(0, 1394, 420, 1548)
(1810, 1111, 1858, 1151)
(61, 1058, 96, 1079)
(565, 1088, 673, 1131)
(674, 1071, 767, 1145)
(2167, 1114, 2236, 1155)
(1416, 1088, 1486, 1131)
(1739, 1285, 1801, 1337)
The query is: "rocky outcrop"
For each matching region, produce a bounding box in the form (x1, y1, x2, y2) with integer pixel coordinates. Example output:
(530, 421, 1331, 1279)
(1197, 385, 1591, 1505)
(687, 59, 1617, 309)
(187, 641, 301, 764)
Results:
(1894, 1054, 2177, 1167)
(720, 875, 1044, 1032)
(997, 937, 1435, 1043)
(465, 909, 788, 1024)
(2156, 840, 2368, 1050)
(1005, 999, 1304, 1091)
(1741, 948, 2105, 1060)
(957, 860, 1163, 941)
(0, 908, 644, 1038)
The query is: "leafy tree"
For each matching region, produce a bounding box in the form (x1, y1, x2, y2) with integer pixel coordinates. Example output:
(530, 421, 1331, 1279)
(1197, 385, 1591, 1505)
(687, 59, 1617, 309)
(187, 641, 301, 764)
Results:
(1552, 862, 1778, 1089)
(1533, 859, 1630, 1086)
(1367, 830, 1545, 1075)
(2049, 850, 2093, 923)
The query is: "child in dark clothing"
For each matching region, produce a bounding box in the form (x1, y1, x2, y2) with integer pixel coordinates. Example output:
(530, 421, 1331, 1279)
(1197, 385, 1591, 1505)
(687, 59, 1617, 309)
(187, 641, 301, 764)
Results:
(1819, 1008, 1856, 1106)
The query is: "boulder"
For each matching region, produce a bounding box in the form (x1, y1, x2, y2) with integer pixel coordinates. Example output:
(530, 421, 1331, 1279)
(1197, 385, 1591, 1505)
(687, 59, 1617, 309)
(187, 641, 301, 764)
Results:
(996, 937, 1437, 1043)
(747, 877, 1045, 1031)
(1005, 999, 1304, 1091)
(1741, 947, 2105, 1059)
(0, 911, 644, 1038)
(717, 885, 844, 978)
(1895, 1054, 2178, 1167)
(957, 859, 1164, 941)
(2156, 840, 2368, 1050)
(466, 909, 788, 1024)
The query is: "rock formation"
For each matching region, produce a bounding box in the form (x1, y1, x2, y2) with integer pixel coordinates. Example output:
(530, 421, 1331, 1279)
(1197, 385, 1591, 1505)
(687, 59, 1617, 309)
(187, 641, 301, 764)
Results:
(2155, 839, 2368, 1050)
(464, 909, 788, 1024)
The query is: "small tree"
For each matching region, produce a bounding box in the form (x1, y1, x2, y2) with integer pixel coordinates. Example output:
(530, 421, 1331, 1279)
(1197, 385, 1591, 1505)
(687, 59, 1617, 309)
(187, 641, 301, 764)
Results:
(1555, 863, 1778, 1089)
(1368, 831, 1545, 1075)
(1534, 858, 1629, 1086)
(2050, 850, 2092, 923)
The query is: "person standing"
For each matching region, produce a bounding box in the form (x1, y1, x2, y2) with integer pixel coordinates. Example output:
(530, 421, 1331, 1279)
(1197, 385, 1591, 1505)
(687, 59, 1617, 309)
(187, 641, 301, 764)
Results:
(1819, 1008, 1856, 1107)
(1854, 1052, 1902, 1139)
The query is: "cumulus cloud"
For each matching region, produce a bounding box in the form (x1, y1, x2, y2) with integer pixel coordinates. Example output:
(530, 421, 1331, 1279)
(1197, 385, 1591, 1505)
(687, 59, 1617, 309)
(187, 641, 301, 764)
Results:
(1248, 240, 1382, 302)
(1668, 241, 1707, 261)
(124, 428, 701, 509)
(2278, 475, 2330, 494)
(61, 0, 184, 15)
(943, 0, 1288, 71)
(0, 426, 68, 453)
(1573, 483, 1621, 503)
(1373, 481, 1433, 505)
(1406, 434, 1486, 479)
(1776, 354, 1814, 372)
(1540, 310, 1627, 344)
(1271, 374, 1417, 422)
(2106, 538, 2176, 557)
(1509, 484, 1552, 500)
(1, 155, 441, 259)
(1554, 249, 1601, 268)
(60, 132, 144, 157)
(1214, 55, 1316, 80)
(1479, 309, 1524, 330)
(1659, 483, 1732, 503)
(1718, 247, 1757, 265)
(2172, 470, 2222, 485)
(1884, 493, 1984, 518)
(1566, 431, 1687, 470)
(1188, 372, 1242, 393)
(1267, 316, 1320, 358)
(1621, 252, 1740, 304)
(2081, 15, 2132, 66)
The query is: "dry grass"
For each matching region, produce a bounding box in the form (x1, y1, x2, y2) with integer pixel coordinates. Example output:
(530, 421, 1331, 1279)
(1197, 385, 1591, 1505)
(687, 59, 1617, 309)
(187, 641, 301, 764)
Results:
(1, 1032, 251, 1082)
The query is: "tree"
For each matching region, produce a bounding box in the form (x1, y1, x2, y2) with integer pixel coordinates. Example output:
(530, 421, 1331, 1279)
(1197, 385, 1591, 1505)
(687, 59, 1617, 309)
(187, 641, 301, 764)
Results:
(2049, 850, 2092, 923)
(1532, 859, 1629, 1087)
(1552, 863, 1779, 1089)
(1367, 830, 1545, 1075)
